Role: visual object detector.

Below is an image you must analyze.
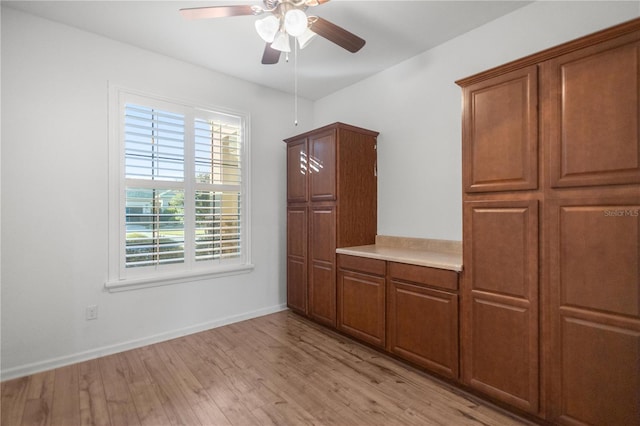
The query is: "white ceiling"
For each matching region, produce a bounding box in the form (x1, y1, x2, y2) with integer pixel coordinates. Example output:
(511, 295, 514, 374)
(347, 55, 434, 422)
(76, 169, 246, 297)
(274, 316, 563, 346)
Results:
(4, 0, 532, 100)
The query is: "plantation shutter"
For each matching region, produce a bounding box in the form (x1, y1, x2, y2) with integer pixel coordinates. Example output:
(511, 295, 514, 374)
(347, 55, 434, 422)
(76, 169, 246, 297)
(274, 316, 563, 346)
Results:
(122, 102, 243, 271)
(124, 104, 186, 268)
(194, 115, 243, 261)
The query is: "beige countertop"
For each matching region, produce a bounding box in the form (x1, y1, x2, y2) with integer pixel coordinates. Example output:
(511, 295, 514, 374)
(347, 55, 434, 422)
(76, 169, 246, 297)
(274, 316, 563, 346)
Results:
(336, 235, 463, 272)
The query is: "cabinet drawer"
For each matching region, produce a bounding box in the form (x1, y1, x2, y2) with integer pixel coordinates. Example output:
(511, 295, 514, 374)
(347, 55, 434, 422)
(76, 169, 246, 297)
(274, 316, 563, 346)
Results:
(338, 254, 386, 276)
(389, 262, 458, 291)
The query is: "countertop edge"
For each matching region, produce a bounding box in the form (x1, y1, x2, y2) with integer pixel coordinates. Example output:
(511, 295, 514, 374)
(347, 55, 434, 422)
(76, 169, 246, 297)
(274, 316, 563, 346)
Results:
(336, 246, 463, 272)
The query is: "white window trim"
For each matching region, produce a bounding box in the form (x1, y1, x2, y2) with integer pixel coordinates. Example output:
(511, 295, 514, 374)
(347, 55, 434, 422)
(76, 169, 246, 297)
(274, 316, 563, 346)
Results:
(106, 84, 253, 292)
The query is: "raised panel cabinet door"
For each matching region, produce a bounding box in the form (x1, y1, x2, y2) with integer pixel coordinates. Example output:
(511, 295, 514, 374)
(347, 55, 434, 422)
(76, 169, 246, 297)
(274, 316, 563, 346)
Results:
(287, 139, 308, 203)
(309, 206, 337, 327)
(462, 199, 539, 413)
(543, 34, 640, 188)
(462, 66, 538, 193)
(546, 199, 640, 425)
(334, 129, 378, 248)
(337, 269, 385, 347)
(387, 280, 458, 379)
(287, 207, 307, 314)
(309, 130, 337, 202)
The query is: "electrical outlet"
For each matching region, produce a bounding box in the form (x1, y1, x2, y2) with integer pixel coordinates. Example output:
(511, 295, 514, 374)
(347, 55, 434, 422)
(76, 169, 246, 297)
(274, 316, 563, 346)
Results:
(85, 305, 98, 320)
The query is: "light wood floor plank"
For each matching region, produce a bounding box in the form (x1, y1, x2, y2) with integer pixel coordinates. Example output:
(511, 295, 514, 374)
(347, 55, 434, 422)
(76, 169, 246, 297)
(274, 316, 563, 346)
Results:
(234, 323, 400, 424)
(259, 314, 516, 425)
(252, 317, 436, 425)
(21, 370, 54, 426)
(116, 348, 174, 426)
(1, 311, 533, 426)
(50, 365, 80, 426)
(98, 354, 141, 426)
(136, 344, 205, 425)
(198, 328, 281, 411)
(78, 359, 110, 426)
(1, 376, 29, 426)
(216, 325, 299, 409)
(153, 340, 231, 426)
(168, 335, 263, 425)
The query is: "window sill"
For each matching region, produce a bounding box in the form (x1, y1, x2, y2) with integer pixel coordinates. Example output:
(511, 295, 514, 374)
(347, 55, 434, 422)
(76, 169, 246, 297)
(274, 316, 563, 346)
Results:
(105, 264, 255, 292)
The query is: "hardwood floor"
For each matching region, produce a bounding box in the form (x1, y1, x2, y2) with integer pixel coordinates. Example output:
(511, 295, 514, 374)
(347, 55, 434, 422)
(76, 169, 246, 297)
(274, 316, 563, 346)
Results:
(1, 310, 532, 425)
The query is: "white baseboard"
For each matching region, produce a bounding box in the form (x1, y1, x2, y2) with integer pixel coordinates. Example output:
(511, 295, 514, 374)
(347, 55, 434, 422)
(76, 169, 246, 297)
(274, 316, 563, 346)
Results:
(1, 304, 288, 381)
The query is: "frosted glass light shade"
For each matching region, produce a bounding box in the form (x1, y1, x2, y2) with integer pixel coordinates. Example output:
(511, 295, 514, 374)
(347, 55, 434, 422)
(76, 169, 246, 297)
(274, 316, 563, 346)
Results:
(297, 28, 316, 49)
(284, 9, 308, 37)
(271, 31, 291, 52)
(255, 15, 279, 43)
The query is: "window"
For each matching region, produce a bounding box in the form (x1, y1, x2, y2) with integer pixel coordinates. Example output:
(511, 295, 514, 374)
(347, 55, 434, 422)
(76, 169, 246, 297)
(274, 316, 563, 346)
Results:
(107, 88, 252, 291)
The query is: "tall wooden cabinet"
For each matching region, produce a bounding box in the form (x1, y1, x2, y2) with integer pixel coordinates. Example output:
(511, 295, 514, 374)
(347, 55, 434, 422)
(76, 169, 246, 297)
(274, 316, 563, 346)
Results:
(542, 29, 640, 426)
(285, 123, 378, 327)
(460, 65, 541, 413)
(458, 18, 640, 424)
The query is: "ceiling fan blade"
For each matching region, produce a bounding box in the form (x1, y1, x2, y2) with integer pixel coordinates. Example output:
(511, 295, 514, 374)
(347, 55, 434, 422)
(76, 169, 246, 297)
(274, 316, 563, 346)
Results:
(262, 43, 281, 64)
(179, 5, 260, 20)
(309, 17, 365, 53)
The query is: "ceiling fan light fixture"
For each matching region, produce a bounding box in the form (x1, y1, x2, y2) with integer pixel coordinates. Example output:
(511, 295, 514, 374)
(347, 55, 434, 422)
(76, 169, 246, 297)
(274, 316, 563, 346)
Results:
(271, 31, 291, 52)
(255, 15, 279, 43)
(297, 28, 316, 49)
(284, 9, 308, 37)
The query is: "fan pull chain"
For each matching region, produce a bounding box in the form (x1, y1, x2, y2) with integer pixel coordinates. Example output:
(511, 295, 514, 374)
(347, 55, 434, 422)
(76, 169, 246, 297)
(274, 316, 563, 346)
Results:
(294, 40, 299, 126)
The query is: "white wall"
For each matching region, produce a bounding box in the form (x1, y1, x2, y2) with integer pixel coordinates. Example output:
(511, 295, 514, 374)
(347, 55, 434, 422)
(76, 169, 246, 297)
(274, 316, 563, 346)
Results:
(314, 1, 640, 241)
(0, 7, 313, 380)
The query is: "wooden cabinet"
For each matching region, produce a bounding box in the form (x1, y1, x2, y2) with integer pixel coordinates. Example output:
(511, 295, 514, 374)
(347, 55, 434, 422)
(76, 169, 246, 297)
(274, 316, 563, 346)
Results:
(462, 65, 538, 193)
(460, 65, 542, 414)
(286, 139, 308, 203)
(309, 130, 337, 201)
(286, 206, 307, 314)
(543, 26, 640, 426)
(458, 18, 640, 424)
(336, 254, 461, 379)
(285, 123, 378, 326)
(546, 198, 640, 426)
(461, 200, 539, 412)
(337, 255, 386, 347)
(309, 206, 337, 326)
(543, 34, 640, 189)
(387, 262, 459, 380)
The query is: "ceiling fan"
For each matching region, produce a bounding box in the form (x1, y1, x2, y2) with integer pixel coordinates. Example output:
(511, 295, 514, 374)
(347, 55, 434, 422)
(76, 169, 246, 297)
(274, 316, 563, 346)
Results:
(180, 0, 366, 65)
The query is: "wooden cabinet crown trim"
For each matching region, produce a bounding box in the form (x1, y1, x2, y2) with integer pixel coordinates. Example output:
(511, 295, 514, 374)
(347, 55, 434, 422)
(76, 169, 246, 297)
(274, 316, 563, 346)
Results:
(284, 122, 379, 143)
(456, 17, 640, 87)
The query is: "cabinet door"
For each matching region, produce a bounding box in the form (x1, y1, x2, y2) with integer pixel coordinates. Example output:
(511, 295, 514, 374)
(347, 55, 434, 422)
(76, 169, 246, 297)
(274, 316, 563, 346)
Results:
(543, 36, 640, 188)
(287, 206, 307, 314)
(287, 139, 308, 203)
(462, 66, 538, 193)
(546, 199, 640, 425)
(387, 279, 458, 379)
(309, 205, 336, 327)
(337, 268, 385, 348)
(462, 200, 539, 413)
(309, 130, 337, 202)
